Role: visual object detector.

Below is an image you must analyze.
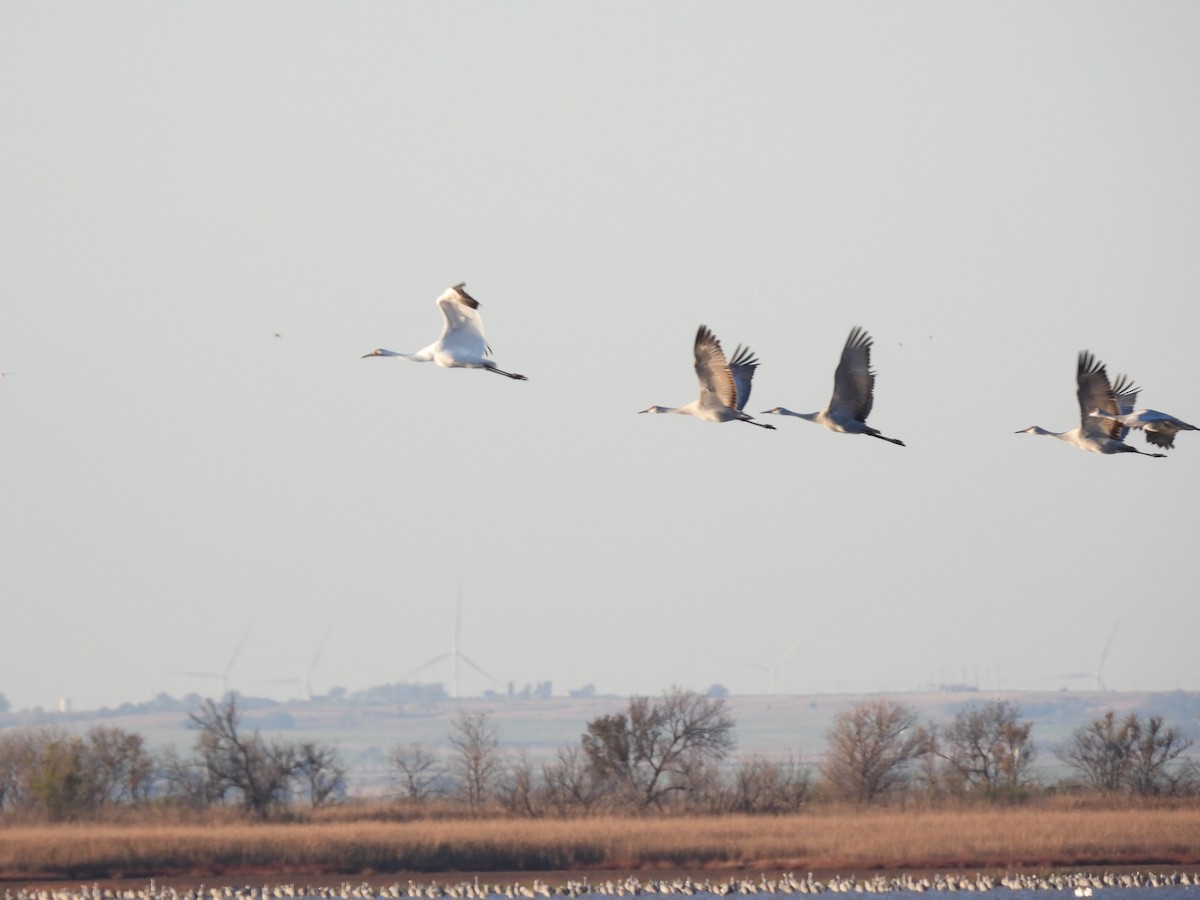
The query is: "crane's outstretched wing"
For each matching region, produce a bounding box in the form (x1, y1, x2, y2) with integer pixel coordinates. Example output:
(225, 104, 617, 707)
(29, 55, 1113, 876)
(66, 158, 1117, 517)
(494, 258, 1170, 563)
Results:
(1107, 374, 1140, 441)
(437, 283, 489, 359)
(726, 344, 762, 412)
(693, 325, 737, 410)
(829, 326, 876, 421)
(1077, 351, 1134, 440)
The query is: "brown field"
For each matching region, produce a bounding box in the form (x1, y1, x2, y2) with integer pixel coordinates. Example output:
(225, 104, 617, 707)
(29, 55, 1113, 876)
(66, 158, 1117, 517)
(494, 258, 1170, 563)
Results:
(2, 805, 1200, 886)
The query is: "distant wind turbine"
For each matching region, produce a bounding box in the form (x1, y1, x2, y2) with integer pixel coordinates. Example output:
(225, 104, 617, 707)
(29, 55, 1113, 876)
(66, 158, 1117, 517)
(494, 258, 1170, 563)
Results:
(403, 595, 499, 698)
(258, 630, 331, 701)
(734, 640, 802, 695)
(177, 625, 252, 697)
(1050, 620, 1119, 692)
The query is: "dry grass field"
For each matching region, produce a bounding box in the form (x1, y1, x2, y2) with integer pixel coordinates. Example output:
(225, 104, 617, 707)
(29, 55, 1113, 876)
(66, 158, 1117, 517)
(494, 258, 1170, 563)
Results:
(2, 805, 1199, 884)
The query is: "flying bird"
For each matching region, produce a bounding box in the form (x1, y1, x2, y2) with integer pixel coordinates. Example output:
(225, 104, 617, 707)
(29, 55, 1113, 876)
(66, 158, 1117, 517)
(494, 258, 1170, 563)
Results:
(640, 325, 775, 429)
(1016, 351, 1165, 457)
(761, 326, 905, 446)
(362, 283, 528, 380)
(1086, 407, 1197, 451)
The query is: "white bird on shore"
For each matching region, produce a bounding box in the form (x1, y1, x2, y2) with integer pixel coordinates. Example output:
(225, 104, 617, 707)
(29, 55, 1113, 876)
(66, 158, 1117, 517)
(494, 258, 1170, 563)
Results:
(1017, 351, 1165, 457)
(362, 283, 527, 380)
(761, 326, 904, 446)
(640, 325, 775, 429)
(1086, 407, 1197, 451)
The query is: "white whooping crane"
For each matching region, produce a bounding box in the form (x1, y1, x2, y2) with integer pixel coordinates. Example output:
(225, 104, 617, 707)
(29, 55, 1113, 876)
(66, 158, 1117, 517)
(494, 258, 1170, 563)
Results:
(639, 325, 775, 430)
(761, 326, 905, 446)
(1016, 351, 1165, 457)
(1086, 407, 1197, 451)
(362, 283, 528, 380)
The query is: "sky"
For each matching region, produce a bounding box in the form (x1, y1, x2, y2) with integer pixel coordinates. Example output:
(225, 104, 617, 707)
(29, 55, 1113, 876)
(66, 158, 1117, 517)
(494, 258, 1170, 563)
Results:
(2, 3, 1199, 713)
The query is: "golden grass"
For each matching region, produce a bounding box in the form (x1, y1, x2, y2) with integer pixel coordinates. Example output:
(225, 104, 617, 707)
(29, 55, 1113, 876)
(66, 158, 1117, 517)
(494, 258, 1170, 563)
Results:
(3, 806, 1200, 882)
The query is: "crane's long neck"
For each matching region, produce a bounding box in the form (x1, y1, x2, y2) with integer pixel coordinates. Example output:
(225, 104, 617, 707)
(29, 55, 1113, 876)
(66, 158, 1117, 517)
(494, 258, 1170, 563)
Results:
(775, 408, 819, 422)
(365, 348, 432, 361)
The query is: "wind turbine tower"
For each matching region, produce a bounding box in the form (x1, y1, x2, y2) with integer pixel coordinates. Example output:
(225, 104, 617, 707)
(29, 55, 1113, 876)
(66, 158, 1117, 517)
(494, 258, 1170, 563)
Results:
(403, 592, 499, 698)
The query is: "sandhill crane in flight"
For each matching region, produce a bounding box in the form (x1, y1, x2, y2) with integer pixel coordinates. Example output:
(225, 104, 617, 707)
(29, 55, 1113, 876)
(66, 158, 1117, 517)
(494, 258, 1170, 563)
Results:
(639, 325, 775, 429)
(1086, 407, 1197, 451)
(761, 326, 905, 446)
(1016, 351, 1165, 457)
(362, 283, 527, 380)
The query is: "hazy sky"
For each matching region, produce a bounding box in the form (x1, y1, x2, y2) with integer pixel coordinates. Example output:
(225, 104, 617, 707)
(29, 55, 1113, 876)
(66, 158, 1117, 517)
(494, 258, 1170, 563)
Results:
(3, 3, 1199, 712)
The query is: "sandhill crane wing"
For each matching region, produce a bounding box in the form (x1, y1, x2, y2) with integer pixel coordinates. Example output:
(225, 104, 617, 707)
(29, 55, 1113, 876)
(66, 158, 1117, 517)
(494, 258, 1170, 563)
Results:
(437, 284, 489, 359)
(693, 325, 737, 410)
(829, 326, 876, 420)
(725, 344, 761, 412)
(1142, 428, 1176, 450)
(1107, 374, 1140, 441)
(1077, 352, 1129, 440)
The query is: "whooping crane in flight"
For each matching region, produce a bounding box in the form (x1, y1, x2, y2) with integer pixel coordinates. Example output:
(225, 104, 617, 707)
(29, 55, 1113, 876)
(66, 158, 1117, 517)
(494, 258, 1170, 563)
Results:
(362, 283, 528, 380)
(1086, 407, 1197, 451)
(761, 326, 905, 446)
(1016, 351, 1165, 457)
(639, 325, 775, 429)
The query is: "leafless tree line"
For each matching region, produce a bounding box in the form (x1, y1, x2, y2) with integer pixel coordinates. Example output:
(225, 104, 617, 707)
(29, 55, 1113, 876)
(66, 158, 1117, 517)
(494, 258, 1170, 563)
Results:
(0, 691, 1195, 821)
(0, 695, 345, 820)
(394, 695, 1198, 814)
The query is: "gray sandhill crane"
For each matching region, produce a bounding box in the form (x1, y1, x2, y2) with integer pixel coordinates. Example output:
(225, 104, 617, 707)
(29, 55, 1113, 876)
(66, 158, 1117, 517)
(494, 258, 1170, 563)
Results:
(1087, 407, 1197, 451)
(639, 325, 775, 430)
(1017, 351, 1164, 457)
(761, 326, 904, 446)
(362, 283, 527, 380)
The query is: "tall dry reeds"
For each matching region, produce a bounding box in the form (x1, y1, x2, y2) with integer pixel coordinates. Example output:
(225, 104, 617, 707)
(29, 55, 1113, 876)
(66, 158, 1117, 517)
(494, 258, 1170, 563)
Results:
(2, 805, 1200, 881)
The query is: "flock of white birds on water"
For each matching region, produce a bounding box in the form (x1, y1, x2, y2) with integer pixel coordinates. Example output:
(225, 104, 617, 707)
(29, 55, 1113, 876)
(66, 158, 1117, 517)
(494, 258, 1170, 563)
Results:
(10, 872, 1199, 900)
(361, 284, 1195, 457)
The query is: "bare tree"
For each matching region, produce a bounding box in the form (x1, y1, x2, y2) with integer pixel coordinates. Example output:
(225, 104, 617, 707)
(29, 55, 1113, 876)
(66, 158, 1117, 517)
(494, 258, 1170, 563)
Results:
(189, 695, 299, 817)
(540, 744, 604, 815)
(497, 749, 540, 817)
(1127, 714, 1194, 796)
(581, 686, 736, 811)
(294, 741, 346, 807)
(391, 741, 447, 801)
(447, 711, 503, 809)
(935, 700, 1036, 797)
(1054, 710, 1131, 794)
(822, 699, 929, 804)
(86, 725, 157, 805)
(729, 752, 812, 813)
(1056, 711, 1194, 796)
(158, 746, 218, 809)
